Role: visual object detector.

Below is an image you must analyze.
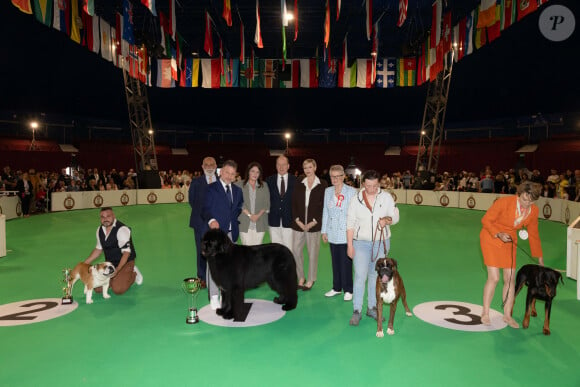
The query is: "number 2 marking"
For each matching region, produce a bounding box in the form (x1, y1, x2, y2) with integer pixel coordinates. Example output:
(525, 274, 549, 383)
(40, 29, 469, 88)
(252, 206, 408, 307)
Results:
(0, 302, 59, 321)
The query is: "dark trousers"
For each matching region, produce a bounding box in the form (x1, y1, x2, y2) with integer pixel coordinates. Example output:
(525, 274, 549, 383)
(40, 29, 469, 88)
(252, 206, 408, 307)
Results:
(330, 243, 353, 293)
(21, 195, 31, 215)
(194, 228, 207, 281)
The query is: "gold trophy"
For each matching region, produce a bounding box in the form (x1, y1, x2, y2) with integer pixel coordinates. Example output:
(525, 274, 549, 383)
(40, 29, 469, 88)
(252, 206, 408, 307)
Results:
(182, 277, 202, 324)
(61, 268, 73, 305)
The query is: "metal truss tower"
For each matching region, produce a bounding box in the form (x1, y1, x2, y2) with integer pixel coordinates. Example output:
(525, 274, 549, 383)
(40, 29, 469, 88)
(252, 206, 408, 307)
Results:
(123, 70, 158, 174)
(415, 58, 454, 175)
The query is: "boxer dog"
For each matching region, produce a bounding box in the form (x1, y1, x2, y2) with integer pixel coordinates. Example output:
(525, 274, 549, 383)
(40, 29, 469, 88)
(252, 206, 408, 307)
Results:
(375, 258, 412, 337)
(515, 264, 563, 335)
(69, 262, 116, 304)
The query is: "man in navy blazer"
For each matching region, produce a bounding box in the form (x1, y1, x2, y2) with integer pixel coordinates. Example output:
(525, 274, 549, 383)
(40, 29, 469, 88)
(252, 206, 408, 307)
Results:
(188, 156, 218, 287)
(202, 159, 243, 309)
(266, 155, 296, 250)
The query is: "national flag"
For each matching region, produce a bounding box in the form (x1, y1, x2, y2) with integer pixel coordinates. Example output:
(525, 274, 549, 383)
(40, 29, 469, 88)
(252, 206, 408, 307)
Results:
(201, 58, 221, 88)
(371, 21, 379, 57)
(397, 0, 408, 27)
(123, 0, 135, 45)
(464, 10, 474, 57)
(170, 47, 178, 80)
(141, 0, 157, 16)
(239, 56, 257, 88)
(501, 0, 516, 30)
(299, 59, 318, 88)
(365, 0, 372, 40)
(100, 17, 112, 62)
(455, 17, 465, 61)
(356, 59, 373, 88)
(440, 12, 452, 55)
(204, 11, 214, 56)
(397, 57, 416, 87)
(338, 59, 356, 88)
(11, 0, 32, 14)
(128, 45, 140, 80)
(82, 11, 100, 54)
(487, 2, 502, 42)
(374, 58, 395, 88)
(293, 0, 298, 41)
(223, 0, 232, 27)
(280, 59, 300, 88)
(417, 42, 428, 84)
(319, 49, 337, 88)
(138, 46, 149, 84)
(53, 0, 70, 35)
(259, 59, 277, 88)
(181, 58, 200, 87)
(83, 0, 94, 16)
(33, 0, 53, 26)
(336, 0, 341, 20)
(473, 6, 487, 50)
(239, 20, 245, 63)
(477, 0, 497, 28)
(324, 0, 330, 47)
(254, 0, 263, 48)
(169, 0, 176, 40)
(110, 27, 119, 67)
(221, 58, 240, 87)
(69, 0, 81, 43)
(157, 59, 175, 88)
(176, 32, 184, 70)
(424, 38, 431, 83)
(159, 12, 168, 56)
(430, 0, 442, 49)
(517, 0, 538, 21)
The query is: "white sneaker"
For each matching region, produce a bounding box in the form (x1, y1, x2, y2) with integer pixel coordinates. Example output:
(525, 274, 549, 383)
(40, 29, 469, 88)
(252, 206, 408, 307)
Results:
(210, 295, 221, 310)
(343, 292, 353, 301)
(134, 266, 143, 285)
(325, 289, 341, 297)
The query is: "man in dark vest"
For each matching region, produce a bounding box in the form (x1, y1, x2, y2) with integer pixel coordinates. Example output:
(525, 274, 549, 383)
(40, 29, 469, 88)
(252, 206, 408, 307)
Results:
(84, 207, 143, 294)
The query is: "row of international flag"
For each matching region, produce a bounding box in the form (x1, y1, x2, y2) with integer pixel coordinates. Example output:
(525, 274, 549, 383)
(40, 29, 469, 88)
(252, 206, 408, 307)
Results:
(12, 0, 548, 89)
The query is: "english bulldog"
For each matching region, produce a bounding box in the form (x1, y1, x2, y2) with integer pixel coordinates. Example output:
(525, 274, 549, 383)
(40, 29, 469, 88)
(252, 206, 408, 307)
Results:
(70, 262, 116, 304)
(375, 258, 412, 337)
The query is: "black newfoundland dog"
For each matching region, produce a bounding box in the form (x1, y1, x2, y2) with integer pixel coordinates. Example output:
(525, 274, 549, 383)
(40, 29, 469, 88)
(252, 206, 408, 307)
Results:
(201, 229, 298, 320)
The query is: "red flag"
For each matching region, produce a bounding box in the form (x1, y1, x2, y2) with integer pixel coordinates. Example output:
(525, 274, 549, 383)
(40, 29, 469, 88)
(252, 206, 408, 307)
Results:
(11, 0, 32, 14)
(336, 0, 341, 21)
(169, 0, 176, 40)
(324, 0, 330, 47)
(254, 0, 263, 48)
(397, 0, 408, 27)
(517, 0, 538, 21)
(204, 11, 214, 56)
(365, 0, 372, 40)
(294, 0, 298, 41)
(240, 20, 245, 63)
(223, 0, 232, 27)
(440, 12, 452, 55)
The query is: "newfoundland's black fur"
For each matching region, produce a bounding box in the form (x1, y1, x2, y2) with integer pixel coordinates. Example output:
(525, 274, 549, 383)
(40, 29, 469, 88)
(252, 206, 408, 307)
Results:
(201, 228, 298, 320)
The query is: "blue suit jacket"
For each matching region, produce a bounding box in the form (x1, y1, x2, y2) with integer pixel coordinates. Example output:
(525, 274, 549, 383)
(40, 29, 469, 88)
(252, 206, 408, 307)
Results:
(266, 174, 296, 228)
(189, 175, 215, 232)
(202, 181, 243, 242)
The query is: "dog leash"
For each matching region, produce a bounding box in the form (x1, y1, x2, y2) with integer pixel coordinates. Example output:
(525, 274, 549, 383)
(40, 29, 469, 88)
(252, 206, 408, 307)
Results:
(371, 223, 388, 263)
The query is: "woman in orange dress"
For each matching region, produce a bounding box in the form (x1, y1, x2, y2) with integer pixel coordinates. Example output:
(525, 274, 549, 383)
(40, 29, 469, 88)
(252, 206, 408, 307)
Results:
(480, 181, 544, 328)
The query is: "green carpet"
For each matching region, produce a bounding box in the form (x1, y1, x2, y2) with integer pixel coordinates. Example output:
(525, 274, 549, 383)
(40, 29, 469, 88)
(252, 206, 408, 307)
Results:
(1, 204, 579, 387)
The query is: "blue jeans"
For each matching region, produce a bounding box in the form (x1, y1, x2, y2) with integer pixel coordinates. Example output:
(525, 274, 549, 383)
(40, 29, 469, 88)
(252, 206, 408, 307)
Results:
(353, 239, 390, 312)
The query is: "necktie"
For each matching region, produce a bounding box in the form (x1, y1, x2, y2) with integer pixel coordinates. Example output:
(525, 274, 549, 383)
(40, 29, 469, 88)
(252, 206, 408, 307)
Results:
(226, 184, 233, 204)
(280, 177, 285, 197)
(208, 175, 213, 183)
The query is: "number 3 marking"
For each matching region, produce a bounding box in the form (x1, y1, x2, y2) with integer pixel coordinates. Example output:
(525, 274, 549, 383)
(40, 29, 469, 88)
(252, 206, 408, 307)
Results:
(435, 304, 482, 325)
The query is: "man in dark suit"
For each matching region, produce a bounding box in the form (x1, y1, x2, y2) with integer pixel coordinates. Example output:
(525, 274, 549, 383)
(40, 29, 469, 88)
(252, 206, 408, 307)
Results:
(202, 159, 243, 309)
(266, 155, 296, 250)
(188, 156, 218, 288)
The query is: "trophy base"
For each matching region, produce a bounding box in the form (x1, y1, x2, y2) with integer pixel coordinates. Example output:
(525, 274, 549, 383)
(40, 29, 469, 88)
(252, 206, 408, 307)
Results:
(186, 308, 199, 324)
(186, 316, 200, 324)
(61, 297, 73, 305)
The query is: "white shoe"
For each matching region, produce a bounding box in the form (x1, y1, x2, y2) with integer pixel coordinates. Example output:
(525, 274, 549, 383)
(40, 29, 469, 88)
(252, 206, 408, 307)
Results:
(210, 295, 221, 310)
(325, 289, 341, 297)
(134, 266, 143, 285)
(343, 292, 353, 301)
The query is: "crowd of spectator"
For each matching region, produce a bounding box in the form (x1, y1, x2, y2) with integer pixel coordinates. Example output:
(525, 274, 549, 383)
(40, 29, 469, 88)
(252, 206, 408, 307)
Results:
(1, 164, 579, 216)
